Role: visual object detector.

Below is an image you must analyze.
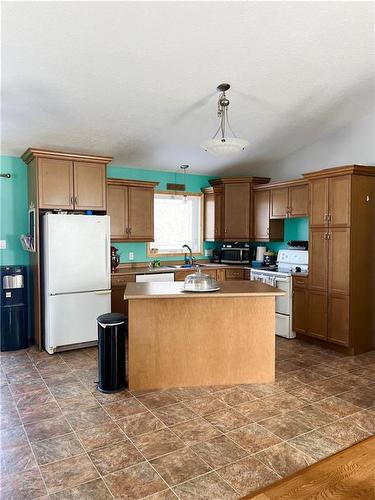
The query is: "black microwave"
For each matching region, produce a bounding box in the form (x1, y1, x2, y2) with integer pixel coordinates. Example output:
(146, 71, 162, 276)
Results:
(219, 243, 253, 264)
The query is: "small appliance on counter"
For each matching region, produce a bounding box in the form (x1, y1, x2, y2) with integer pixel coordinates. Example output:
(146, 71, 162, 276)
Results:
(287, 240, 308, 250)
(111, 246, 120, 272)
(220, 242, 253, 264)
(183, 267, 220, 292)
(263, 251, 277, 268)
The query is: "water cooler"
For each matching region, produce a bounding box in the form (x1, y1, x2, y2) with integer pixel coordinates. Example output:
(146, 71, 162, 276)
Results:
(1, 266, 28, 351)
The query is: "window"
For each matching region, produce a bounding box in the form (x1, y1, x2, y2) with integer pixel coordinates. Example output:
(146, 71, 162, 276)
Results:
(148, 193, 203, 256)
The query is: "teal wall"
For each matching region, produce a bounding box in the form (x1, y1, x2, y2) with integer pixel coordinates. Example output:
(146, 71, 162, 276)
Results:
(0, 156, 29, 266)
(107, 165, 220, 263)
(258, 217, 309, 252)
(0, 155, 309, 266)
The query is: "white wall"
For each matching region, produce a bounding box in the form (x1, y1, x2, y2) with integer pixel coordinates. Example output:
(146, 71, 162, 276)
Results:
(257, 112, 375, 181)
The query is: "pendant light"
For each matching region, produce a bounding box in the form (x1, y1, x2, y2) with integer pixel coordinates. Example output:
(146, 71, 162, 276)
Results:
(180, 164, 189, 201)
(200, 83, 248, 157)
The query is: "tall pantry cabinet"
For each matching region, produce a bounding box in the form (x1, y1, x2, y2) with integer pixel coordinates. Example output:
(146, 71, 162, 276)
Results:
(304, 165, 375, 354)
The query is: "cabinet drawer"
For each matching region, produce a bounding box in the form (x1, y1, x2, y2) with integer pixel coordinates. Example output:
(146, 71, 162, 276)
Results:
(111, 274, 136, 286)
(225, 269, 244, 280)
(292, 276, 308, 288)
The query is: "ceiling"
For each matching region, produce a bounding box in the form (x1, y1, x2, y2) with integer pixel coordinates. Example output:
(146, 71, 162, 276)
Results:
(2, 1, 374, 175)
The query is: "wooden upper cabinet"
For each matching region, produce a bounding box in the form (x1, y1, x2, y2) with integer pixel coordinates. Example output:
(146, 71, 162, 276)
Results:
(329, 175, 351, 226)
(202, 188, 215, 241)
(270, 188, 288, 218)
(328, 228, 350, 295)
(214, 188, 224, 240)
(253, 190, 284, 242)
(289, 184, 308, 217)
(22, 149, 112, 212)
(107, 184, 128, 240)
(73, 162, 106, 211)
(128, 186, 154, 240)
(309, 178, 329, 226)
(107, 179, 159, 242)
(38, 158, 74, 209)
(253, 190, 270, 240)
(224, 183, 250, 240)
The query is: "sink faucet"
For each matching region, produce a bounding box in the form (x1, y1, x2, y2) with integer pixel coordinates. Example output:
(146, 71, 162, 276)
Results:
(182, 244, 193, 266)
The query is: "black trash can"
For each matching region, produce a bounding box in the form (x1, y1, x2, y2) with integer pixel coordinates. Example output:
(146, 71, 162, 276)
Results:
(97, 313, 127, 393)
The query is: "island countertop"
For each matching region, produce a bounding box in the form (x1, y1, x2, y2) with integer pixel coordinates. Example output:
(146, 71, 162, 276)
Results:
(124, 280, 285, 300)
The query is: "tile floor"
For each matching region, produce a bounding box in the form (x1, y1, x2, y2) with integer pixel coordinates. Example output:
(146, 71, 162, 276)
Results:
(0, 337, 374, 499)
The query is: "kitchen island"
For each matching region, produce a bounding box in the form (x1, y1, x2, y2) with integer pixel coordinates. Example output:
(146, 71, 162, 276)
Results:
(124, 281, 284, 390)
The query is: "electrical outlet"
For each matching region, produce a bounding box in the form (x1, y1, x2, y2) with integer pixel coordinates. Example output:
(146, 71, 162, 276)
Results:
(0, 240, 6, 249)
(129, 252, 134, 261)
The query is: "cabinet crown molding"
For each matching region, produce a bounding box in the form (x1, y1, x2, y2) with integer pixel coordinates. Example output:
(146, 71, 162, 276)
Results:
(21, 148, 113, 165)
(252, 178, 308, 191)
(209, 176, 270, 186)
(303, 165, 375, 179)
(107, 178, 159, 188)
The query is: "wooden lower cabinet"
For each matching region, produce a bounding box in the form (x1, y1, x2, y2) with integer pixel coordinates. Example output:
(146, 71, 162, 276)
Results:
(225, 269, 244, 280)
(292, 276, 308, 335)
(216, 269, 226, 282)
(307, 291, 327, 340)
(327, 295, 350, 346)
(111, 274, 135, 316)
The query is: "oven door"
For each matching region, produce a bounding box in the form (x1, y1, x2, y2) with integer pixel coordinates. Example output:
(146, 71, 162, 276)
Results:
(275, 278, 290, 315)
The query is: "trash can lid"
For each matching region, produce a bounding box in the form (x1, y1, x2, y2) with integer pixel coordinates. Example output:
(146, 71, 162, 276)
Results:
(97, 313, 126, 325)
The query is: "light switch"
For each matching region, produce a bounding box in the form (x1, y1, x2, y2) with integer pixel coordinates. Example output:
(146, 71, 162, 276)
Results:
(0, 240, 6, 249)
(129, 252, 134, 261)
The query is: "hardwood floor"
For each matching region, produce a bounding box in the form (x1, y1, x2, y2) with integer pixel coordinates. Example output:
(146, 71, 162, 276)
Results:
(245, 436, 375, 499)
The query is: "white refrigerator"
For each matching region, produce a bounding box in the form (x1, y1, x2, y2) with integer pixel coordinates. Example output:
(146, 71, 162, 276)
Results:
(43, 214, 111, 354)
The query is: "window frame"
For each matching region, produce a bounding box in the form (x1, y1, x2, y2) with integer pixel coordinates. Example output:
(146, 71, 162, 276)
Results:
(146, 191, 204, 258)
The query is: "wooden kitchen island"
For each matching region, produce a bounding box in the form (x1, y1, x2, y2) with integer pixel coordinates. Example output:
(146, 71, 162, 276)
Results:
(124, 281, 284, 390)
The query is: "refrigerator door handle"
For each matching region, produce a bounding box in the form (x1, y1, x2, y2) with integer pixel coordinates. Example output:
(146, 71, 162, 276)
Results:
(94, 290, 112, 295)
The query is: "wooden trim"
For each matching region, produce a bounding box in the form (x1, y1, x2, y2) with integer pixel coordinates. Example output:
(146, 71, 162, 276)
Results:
(22, 148, 113, 164)
(209, 177, 270, 186)
(107, 178, 159, 188)
(252, 178, 308, 191)
(303, 165, 375, 179)
(244, 436, 375, 499)
(201, 187, 214, 194)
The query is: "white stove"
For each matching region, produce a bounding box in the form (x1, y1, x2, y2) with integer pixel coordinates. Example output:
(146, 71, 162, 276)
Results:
(249, 250, 308, 339)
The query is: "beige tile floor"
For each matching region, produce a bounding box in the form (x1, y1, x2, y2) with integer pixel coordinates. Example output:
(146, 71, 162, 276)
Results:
(0, 337, 374, 499)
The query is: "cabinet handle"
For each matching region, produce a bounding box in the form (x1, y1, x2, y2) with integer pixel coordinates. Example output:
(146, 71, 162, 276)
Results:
(324, 233, 327, 240)
(327, 232, 331, 240)
(74, 196, 78, 205)
(266, 227, 269, 235)
(129, 227, 132, 235)
(328, 214, 332, 223)
(70, 196, 74, 205)
(324, 214, 328, 222)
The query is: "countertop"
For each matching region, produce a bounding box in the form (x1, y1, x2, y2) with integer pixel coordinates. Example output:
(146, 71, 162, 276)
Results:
(112, 264, 245, 276)
(124, 281, 285, 299)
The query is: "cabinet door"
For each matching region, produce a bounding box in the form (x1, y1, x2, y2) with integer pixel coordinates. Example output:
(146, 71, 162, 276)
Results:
(73, 162, 106, 210)
(289, 184, 308, 218)
(328, 295, 349, 346)
(270, 188, 288, 219)
(225, 269, 244, 280)
(307, 291, 327, 340)
(204, 192, 215, 241)
(107, 185, 128, 240)
(111, 286, 127, 315)
(174, 270, 191, 281)
(329, 175, 351, 227)
(309, 228, 328, 292)
(38, 158, 74, 209)
(214, 189, 224, 240)
(224, 183, 250, 240)
(309, 178, 329, 226)
(128, 187, 154, 241)
(253, 190, 270, 240)
(328, 228, 350, 295)
(292, 287, 308, 334)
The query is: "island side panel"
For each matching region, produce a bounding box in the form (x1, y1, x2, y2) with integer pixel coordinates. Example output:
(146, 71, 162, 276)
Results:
(128, 296, 275, 390)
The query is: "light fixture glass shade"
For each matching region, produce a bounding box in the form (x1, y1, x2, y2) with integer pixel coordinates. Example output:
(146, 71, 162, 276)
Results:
(200, 137, 249, 157)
